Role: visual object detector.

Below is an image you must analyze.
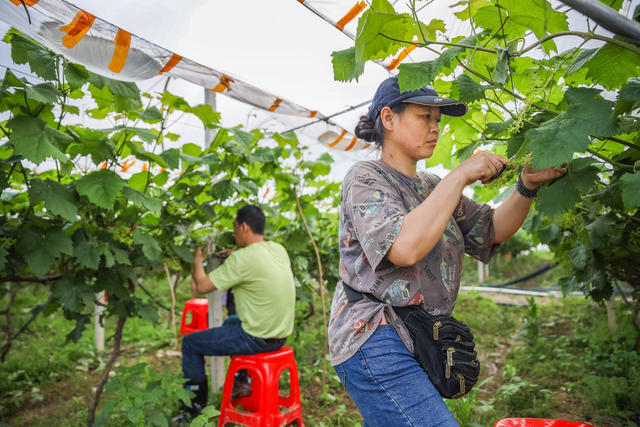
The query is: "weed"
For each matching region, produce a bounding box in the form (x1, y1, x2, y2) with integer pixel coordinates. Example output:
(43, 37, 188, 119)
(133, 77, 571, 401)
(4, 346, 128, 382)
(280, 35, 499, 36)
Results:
(190, 406, 221, 427)
(522, 296, 539, 347)
(93, 362, 191, 427)
(492, 364, 553, 418)
(446, 376, 495, 426)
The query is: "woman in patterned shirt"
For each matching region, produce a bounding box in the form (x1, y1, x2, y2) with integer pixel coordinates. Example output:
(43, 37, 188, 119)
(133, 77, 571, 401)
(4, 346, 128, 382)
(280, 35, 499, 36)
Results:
(328, 76, 567, 426)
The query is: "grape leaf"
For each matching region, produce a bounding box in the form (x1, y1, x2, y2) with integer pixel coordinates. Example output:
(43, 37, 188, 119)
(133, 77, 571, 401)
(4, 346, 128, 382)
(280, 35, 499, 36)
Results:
(16, 228, 73, 276)
(88, 73, 140, 99)
(7, 116, 71, 165)
(63, 62, 90, 92)
(0, 247, 8, 270)
(586, 213, 616, 248)
(75, 170, 125, 210)
(165, 132, 180, 142)
(140, 106, 163, 123)
(52, 277, 94, 313)
(129, 127, 157, 144)
(332, 47, 364, 82)
(616, 78, 640, 114)
(0, 169, 9, 193)
(620, 77, 640, 102)
(187, 104, 220, 127)
(65, 129, 115, 165)
(585, 42, 640, 90)
(136, 301, 159, 324)
(25, 83, 61, 104)
(536, 158, 599, 217)
(421, 18, 446, 40)
(100, 244, 115, 268)
(73, 233, 101, 270)
(6, 31, 57, 81)
(527, 88, 616, 169)
(566, 48, 598, 75)
(454, 0, 492, 20)
(88, 73, 142, 111)
(110, 246, 131, 266)
(1, 69, 25, 92)
(568, 245, 589, 270)
(132, 229, 162, 261)
(492, 46, 510, 85)
(620, 173, 640, 209)
(355, 1, 415, 63)
(29, 179, 78, 222)
(500, 0, 568, 40)
(398, 60, 443, 92)
(454, 73, 488, 103)
(160, 148, 180, 169)
(122, 186, 162, 215)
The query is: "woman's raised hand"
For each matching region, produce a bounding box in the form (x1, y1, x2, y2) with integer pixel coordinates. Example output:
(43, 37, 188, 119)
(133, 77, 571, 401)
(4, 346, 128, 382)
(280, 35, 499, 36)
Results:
(520, 162, 568, 189)
(453, 151, 509, 185)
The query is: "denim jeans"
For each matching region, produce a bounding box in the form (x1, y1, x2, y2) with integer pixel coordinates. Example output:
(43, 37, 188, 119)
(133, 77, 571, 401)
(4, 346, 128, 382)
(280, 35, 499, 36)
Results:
(333, 325, 458, 427)
(181, 316, 285, 382)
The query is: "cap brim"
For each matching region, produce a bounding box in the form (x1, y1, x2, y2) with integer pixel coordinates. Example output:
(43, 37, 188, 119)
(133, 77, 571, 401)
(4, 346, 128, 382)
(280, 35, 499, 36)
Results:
(403, 95, 467, 117)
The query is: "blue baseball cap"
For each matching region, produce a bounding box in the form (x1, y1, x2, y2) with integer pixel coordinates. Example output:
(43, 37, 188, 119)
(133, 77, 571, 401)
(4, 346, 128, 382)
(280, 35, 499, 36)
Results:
(367, 76, 467, 122)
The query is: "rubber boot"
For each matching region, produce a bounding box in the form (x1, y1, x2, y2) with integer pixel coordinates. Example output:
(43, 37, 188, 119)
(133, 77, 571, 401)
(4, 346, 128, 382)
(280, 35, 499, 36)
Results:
(172, 379, 209, 425)
(231, 369, 252, 398)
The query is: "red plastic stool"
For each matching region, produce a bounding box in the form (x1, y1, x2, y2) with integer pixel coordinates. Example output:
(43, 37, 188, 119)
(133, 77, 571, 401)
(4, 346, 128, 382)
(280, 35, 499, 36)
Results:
(179, 298, 209, 336)
(218, 346, 303, 427)
(494, 419, 594, 427)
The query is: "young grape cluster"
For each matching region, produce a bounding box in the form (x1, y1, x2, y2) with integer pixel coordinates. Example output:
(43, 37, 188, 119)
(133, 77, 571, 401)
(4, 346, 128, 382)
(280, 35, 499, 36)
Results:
(559, 210, 581, 230)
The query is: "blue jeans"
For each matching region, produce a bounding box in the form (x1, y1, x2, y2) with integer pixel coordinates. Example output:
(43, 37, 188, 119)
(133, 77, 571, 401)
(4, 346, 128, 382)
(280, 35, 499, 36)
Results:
(181, 316, 285, 382)
(333, 325, 458, 427)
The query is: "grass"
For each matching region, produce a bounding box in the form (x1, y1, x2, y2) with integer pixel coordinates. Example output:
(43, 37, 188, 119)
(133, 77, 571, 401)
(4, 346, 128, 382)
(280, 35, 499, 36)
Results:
(1, 275, 639, 426)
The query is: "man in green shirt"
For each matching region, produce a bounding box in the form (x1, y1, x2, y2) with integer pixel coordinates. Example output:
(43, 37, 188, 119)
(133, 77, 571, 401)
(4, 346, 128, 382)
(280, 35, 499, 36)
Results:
(177, 205, 296, 420)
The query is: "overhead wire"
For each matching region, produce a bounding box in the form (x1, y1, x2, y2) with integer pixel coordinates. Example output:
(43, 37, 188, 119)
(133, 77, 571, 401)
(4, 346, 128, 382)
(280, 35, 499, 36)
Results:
(283, 98, 372, 134)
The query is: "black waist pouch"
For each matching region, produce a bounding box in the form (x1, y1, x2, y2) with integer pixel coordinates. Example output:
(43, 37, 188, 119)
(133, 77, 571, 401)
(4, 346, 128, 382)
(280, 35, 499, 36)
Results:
(393, 305, 480, 399)
(342, 283, 480, 399)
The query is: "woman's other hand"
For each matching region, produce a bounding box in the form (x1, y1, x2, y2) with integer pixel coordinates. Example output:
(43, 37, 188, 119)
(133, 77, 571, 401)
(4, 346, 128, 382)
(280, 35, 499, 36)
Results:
(520, 162, 568, 189)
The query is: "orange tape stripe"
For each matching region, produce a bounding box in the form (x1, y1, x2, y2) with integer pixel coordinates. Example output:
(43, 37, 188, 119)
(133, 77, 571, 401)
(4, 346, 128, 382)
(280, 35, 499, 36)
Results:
(10, 0, 39, 5)
(309, 110, 318, 118)
(108, 29, 131, 73)
(60, 10, 95, 49)
(269, 98, 283, 112)
(211, 75, 235, 93)
(336, 1, 367, 31)
(344, 136, 358, 151)
(158, 53, 182, 74)
(387, 44, 417, 70)
(328, 130, 347, 147)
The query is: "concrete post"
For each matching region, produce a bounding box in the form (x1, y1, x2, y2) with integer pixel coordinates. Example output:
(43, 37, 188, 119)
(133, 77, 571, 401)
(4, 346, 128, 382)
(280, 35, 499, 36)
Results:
(94, 291, 105, 351)
(204, 89, 226, 392)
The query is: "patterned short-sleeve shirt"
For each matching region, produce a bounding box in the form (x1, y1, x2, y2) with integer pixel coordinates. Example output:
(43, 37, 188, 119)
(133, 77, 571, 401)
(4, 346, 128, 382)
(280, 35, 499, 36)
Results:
(329, 160, 498, 365)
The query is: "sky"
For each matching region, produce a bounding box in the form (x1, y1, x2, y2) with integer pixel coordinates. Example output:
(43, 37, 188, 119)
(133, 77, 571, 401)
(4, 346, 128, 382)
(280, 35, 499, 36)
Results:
(1, 0, 638, 180)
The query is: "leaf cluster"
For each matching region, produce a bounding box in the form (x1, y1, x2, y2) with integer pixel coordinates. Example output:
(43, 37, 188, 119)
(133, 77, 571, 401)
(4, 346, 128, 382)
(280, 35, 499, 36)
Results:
(0, 29, 341, 351)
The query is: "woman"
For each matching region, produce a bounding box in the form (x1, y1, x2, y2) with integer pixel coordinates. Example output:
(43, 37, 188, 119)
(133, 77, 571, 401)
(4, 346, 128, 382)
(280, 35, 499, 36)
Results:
(328, 76, 566, 426)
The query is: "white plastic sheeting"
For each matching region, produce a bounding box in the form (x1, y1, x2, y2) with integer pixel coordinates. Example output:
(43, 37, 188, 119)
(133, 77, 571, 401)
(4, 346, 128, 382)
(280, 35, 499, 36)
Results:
(0, 0, 370, 151)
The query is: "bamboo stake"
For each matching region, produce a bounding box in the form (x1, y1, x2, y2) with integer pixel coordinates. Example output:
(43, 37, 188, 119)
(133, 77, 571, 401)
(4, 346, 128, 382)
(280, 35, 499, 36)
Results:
(294, 191, 328, 389)
(163, 263, 177, 345)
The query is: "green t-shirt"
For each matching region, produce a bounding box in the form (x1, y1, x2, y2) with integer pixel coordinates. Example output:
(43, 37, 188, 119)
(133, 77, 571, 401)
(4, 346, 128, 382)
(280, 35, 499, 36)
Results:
(210, 241, 295, 338)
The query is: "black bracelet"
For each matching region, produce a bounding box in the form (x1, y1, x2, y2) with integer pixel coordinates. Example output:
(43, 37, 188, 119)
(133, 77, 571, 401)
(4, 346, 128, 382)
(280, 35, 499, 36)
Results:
(516, 175, 538, 198)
